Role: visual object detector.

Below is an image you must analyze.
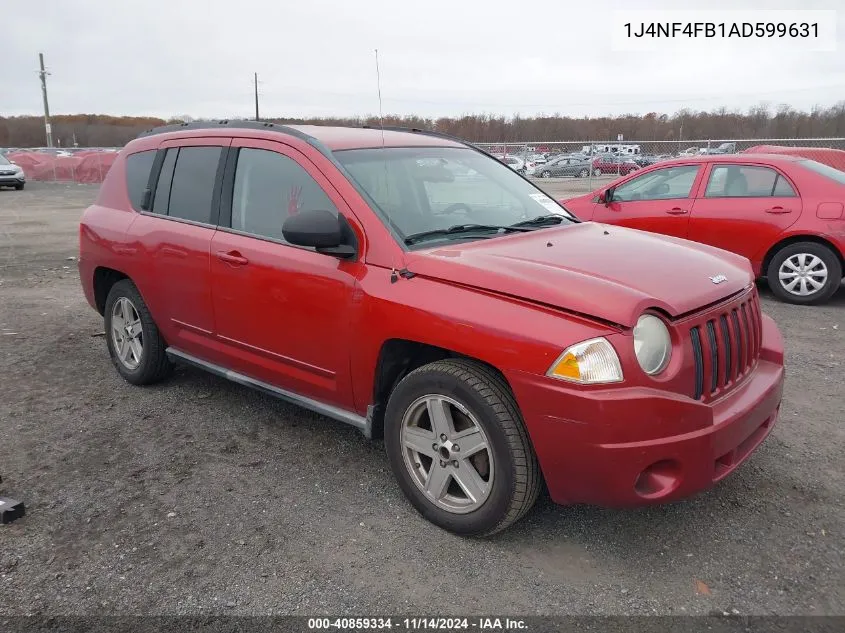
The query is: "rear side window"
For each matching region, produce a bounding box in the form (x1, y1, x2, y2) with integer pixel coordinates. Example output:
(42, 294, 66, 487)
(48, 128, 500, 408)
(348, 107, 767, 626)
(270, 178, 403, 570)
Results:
(230, 148, 338, 242)
(165, 146, 223, 224)
(125, 150, 156, 211)
(704, 165, 786, 198)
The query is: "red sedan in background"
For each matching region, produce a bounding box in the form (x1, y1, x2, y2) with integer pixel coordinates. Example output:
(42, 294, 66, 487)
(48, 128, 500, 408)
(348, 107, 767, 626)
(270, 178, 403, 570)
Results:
(563, 154, 845, 305)
(591, 154, 640, 177)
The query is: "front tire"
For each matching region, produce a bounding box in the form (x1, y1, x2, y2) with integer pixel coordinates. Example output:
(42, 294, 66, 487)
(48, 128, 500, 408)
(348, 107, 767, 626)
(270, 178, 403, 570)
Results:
(540, 171, 551, 179)
(593, 168, 602, 176)
(14, 183, 24, 190)
(104, 279, 173, 384)
(767, 242, 842, 305)
(578, 168, 588, 178)
(384, 359, 541, 536)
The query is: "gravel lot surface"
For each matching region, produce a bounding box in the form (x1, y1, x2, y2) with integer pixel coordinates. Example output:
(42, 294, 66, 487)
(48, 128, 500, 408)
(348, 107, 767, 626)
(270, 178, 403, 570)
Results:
(0, 182, 843, 616)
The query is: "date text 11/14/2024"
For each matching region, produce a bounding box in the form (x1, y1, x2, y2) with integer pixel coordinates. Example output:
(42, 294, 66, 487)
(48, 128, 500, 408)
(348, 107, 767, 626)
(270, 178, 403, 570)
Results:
(623, 21, 819, 38)
(307, 618, 528, 630)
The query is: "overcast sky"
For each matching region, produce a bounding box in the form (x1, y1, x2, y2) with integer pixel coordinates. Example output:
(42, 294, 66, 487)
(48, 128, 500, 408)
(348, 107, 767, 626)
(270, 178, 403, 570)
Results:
(5, 0, 844, 120)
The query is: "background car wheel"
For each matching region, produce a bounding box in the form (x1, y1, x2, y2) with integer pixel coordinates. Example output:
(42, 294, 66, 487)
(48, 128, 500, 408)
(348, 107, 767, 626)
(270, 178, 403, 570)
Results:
(593, 168, 602, 176)
(579, 168, 588, 178)
(15, 183, 24, 190)
(541, 171, 551, 178)
(104, 279, 173, 385)
(384, 358, 541, 537)
(767, 242, 842, 305)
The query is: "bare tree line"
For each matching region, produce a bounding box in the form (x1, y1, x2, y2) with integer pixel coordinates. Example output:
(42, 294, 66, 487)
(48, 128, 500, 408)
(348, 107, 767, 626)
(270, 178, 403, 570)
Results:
(3, 102, 845, 148)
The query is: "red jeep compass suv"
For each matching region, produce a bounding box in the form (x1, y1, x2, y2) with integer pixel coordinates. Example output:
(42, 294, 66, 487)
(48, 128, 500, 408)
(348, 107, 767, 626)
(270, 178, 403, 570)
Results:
(78, 122, 785, 536)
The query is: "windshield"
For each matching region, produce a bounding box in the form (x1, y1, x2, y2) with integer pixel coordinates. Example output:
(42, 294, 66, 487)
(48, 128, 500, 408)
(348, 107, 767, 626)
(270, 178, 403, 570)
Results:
(335, 147, 576, 247)
(798, 159, 845, 185)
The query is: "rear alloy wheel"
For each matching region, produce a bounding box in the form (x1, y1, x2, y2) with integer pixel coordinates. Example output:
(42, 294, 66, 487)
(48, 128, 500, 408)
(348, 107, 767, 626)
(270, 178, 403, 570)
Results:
(541, 171, 551, 178)
(593, 168, 602, 176)
(579, 168, 588, 178)
(384, 359, 541, 536)
(767, 242, 842, 305)
(104, 279, 173, 384)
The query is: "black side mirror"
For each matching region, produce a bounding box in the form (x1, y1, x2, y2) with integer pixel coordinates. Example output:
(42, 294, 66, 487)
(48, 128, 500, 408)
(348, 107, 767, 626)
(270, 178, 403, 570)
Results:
(603, 187, 615, 204)
(282, 209, 357, 258)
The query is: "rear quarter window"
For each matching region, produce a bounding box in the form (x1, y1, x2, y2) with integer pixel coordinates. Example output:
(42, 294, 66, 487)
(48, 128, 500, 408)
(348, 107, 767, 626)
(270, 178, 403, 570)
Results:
(125, 150, 156, 211)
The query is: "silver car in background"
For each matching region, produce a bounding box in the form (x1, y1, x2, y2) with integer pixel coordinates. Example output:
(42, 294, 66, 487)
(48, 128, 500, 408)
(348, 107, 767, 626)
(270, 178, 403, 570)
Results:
(0, 154, 26, 190)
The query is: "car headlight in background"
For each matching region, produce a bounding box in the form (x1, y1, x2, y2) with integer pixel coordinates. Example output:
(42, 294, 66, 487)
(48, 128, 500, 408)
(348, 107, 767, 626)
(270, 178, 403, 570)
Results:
(633, 314, 671, 375)
(547, 337, 623, 384)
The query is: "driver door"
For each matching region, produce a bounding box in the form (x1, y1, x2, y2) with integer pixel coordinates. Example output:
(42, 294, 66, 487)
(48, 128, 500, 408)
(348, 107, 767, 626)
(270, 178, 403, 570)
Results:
(591, 164, 704, 239)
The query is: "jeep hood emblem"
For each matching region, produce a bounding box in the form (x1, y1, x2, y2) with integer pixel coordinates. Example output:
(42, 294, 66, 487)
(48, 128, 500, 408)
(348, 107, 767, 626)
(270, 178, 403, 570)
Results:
(710, 274, 728, 284)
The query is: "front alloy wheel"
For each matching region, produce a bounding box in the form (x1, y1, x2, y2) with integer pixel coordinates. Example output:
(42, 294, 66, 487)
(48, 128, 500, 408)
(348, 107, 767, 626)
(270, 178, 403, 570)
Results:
(384, 359, 541, 536)
(400, 395, 494, 513)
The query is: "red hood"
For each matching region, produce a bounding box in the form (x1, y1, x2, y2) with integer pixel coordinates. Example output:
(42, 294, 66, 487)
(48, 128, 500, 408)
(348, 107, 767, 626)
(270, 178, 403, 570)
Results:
(404, 222, 754, 327)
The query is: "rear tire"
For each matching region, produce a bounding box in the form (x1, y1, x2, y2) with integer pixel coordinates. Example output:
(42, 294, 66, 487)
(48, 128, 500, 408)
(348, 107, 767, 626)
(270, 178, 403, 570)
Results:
(767, 241, 842, 305)
(104, 279, 173, 385)
(541, 171, 551, 178)
(384, 358, 541, 537)
(594, 168, 602, 176)
(578, 168, 588, 178)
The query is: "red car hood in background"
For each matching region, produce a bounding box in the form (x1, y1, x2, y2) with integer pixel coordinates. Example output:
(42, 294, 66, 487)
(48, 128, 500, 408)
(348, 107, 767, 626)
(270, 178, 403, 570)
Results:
(404, 222, 753, 328)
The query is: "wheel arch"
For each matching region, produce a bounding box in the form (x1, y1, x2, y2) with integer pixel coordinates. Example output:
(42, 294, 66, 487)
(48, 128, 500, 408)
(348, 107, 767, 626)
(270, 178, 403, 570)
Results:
(760, 234, 844, 278)
(368, 338, 514, 441)
(93, 266, 130, 315)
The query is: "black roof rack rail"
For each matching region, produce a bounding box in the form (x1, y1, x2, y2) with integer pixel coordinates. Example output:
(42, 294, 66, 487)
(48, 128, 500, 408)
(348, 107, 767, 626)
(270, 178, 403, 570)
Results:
(136, 119, 315, 142)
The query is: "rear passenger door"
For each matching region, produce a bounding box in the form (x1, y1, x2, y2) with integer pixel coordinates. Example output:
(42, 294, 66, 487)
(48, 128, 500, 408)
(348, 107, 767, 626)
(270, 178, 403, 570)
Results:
(208, 138, 359, 410)
(127, 137, 230, 356)
(689, 163, 802, 262)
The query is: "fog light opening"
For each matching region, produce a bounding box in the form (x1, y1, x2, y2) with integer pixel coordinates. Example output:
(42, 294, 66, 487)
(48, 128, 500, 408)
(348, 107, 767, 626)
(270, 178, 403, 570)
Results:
(634, 460, 681, 499)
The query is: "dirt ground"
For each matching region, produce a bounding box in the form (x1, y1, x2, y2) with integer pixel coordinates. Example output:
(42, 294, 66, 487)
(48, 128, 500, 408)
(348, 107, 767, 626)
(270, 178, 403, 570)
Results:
(0, 182, 843, 616)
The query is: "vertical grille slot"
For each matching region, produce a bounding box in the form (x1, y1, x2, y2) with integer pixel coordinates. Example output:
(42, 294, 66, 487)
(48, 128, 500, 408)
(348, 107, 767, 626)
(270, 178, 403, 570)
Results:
(706, 320, 719, 393)
(690, 326, 704, 400)
(741, 303, 753, 367)
(731, 309, 744, 373)
(719, 315, 732, 385)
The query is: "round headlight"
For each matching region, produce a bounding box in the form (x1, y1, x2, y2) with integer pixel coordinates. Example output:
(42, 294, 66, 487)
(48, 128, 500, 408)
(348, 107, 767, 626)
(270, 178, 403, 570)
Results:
(633, 314, 671, 375)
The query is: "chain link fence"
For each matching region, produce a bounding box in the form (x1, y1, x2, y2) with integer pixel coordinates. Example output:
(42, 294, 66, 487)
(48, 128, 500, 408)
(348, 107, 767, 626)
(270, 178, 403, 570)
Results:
(0, 147, 120, 184)
(4, 137, 845, 192)
(473, 137, 845, 198)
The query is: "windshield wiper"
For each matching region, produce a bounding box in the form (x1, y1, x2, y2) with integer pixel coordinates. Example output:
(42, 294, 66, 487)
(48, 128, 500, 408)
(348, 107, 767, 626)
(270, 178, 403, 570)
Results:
(404, 223, 532, 245)
(510, 214, 567, 228)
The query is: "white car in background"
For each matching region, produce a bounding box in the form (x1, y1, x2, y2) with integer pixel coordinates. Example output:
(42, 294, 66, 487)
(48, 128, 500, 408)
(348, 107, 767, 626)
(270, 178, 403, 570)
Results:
(494, 155, 536, 176)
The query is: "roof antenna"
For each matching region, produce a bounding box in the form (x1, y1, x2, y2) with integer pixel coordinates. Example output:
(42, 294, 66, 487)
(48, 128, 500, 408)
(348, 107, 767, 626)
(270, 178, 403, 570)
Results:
(376, 49, 401, 283)
(375, 48, 386, 150)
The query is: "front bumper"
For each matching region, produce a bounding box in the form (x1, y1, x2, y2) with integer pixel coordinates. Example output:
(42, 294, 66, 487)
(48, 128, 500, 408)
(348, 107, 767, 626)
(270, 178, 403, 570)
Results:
(507, 314, 785, 507)
(0, 173, 25, 185)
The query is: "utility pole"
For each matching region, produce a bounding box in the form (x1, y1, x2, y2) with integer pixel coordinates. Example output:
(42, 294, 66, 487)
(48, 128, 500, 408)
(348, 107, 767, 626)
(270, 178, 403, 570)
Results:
(254, 72, 260, 121)
(38, 53, 53, 148)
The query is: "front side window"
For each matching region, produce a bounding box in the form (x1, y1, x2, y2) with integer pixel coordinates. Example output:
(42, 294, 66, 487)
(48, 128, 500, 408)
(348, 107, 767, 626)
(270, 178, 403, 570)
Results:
(166, 146, 223, 224)
(704, 165, 790, 198)
(0, 154, 11, 165)
(611, 165, 700, 202)
(230, 148, 338, 242)
(335, 147, 576, 247)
